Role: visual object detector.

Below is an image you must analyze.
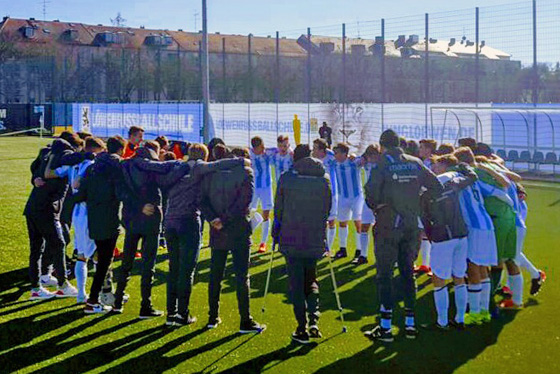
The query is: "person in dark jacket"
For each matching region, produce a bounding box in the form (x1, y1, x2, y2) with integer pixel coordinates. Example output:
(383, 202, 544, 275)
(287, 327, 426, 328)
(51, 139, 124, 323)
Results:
(113, 141, 185, 318)
(272, 144, 331, 344)
(73, 136, 126, 313)
(364, 129, 443, 343)
(420, 155, 477, 330)
(199, 149, 265, 333)
(149, 143, 246, 326)
(24, 134, 83, 300)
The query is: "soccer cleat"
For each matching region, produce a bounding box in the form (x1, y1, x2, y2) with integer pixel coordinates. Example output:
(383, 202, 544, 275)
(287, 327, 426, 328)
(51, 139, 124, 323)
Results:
(139, 307, 164, 319)
(449, 319, 466, 331)
(55, 283, 79, 298)
(364, 325, 394, 343)
(464, 313, 483, 326)
(175, 313, 197, 326)
(40, 275, 58, 287)
(309, 325, 323, 339)
(498, 299, 523, 310)
(207, 317, 222, 329)
(257, 243, 267, 254)
(334, 248, 347, 259)
(292, 330, 310, 344)
(166, 314, 177, 326)
(420, 322, 449, 332)
(353, 250, 361, 259)
(351, 256, 368, 265)
(530, 270, 546, 296)
(479, 310, 492, 323)
(239, 319, 266, 334)
(29, 287, 56, 301)
(405, 325, 418, 339)
(414, 265, 431, 275)
(84, 302, 112, 314)
(110, 306, 124, 314)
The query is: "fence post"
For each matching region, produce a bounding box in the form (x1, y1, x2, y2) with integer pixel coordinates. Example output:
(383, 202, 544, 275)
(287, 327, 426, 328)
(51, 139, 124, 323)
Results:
(532, 0, 538, 151)
(222, 37, 227, 140)
(381, 18, 385, 132)
(275, 31, 280, 136)
(424, 13, 429, 138)
(307, 27, 312, 145)
(248, 33, 253, 145)
(475, 7, 480, 109)
(342, 23, 346, 139)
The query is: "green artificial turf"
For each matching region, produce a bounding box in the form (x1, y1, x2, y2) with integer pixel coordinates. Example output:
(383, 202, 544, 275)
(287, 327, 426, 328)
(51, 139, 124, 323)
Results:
(0, 137, 558, 374)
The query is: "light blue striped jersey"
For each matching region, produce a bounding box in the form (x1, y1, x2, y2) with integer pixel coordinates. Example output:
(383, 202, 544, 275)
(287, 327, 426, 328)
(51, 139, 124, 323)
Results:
(439, 171, 494, 231)
(504, 179, 525, 228)
(520, 200, 528, 222)
(319, 149, 337, 196)
(333, 158, 363, 199)
(250, 149, 273, 189)
(55, 159, 94, 194)
(269, 148, 293, 183)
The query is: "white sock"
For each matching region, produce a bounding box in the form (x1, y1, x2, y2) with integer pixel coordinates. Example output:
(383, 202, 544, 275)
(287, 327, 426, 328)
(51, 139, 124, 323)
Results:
(420, 240, 431, 267)
(468, 284, 482, 314)
(75, 260, 87, 298)
(360, 233, 369, 259)
(433, 286, 449, 327)
(454, 284, 467, 323)
(509, 274, 523, 306)
(327, 227, 336, 250)
(355, 231, 361, 254)
(339, 226, 349, 248)
(480, 278, 492, 312)
(519, 252, 540, 279)
(261, 220, 270, 244)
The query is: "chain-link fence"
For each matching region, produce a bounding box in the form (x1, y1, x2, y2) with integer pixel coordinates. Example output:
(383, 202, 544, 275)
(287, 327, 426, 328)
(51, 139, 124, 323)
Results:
(1, 0, 559, 157)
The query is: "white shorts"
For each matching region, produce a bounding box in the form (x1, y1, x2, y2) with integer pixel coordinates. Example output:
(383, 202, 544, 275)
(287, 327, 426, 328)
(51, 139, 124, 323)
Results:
(430, 237, 468, 280)
(361, 206, 375, 225)
(250, 187, 273, 211)
(467, 228, 498, 267)
(328, 193, 338, 221)
(72, 203, 96, 259)
(337, 196, 363, 222)
(514, 226, 527, 264)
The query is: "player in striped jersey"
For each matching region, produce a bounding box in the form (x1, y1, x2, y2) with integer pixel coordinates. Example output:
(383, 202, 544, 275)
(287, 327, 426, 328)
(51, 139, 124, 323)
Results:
(312, 139, 338, 254)
(455, 147, 516, 323)
(417, 139, 438, 274)
(250, 137, 274, 253)
(270, 135, 293, 183)
(353, 144, 380, 265)
(332, 143, 364, 260)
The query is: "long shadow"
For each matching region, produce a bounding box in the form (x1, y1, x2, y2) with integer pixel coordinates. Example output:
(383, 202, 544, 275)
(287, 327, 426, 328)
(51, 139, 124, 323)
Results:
(217, 341, 318, 374)
(0, 267, 30, 304)
(0, 304, 79, 351)
(0, 311, 139, 372)
(103, 330, 242, 374)
(33, 323, 172, 374)
(315, 289, 528, 374)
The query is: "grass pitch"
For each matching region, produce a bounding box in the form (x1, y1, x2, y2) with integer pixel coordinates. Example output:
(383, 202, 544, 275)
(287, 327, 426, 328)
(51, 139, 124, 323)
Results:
(0, 137, 558, 374)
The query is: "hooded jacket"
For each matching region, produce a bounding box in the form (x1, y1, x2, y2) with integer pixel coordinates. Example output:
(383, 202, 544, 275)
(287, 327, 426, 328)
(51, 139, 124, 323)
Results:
(200, 158, 254, 250)
(74, 152, 123, 240)
(272, 157, 331, 259)
(420, 165, 477, 243)
(24, 138, 75, 218)
(364, 147, 443, 230)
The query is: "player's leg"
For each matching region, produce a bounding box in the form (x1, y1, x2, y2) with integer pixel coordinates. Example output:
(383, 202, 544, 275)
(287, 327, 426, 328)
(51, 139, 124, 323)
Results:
(518, 252, 546, 296)
(352, 219, 362, 260)
(335, 199, 351, 258)
(139, 233, 161, 317)
(86, 236, 117, 314)
(430, 240, 452, 328)
(500, 224, 523, 309)
(27, 216, 54, 299)
(45, 219, 77, 297)
(286, 256, 307, 334)
(114, 231, 140, 311)
(208, 249, 228, 327)
(258, 188, 273, 253)
(326, 193, 338, 253)
(398, 229, 420, 338)
(452, 238, 468, 325)
(165, 228, 180, 320)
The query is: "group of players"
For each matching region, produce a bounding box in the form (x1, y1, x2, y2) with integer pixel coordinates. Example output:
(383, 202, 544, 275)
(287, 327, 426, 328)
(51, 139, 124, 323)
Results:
(23, 123, 546, 344)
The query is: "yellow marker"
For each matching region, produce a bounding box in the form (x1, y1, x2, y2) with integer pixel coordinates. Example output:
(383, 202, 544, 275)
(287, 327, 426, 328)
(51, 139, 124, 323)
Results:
(293, 114, 301, 145)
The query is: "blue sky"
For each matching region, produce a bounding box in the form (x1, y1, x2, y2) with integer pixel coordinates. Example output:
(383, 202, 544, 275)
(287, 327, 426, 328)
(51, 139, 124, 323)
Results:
(2, 0, 558, 64)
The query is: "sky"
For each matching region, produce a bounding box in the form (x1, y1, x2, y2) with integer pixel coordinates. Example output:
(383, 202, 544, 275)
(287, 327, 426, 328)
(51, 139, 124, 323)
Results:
(1, 0, 558, 64)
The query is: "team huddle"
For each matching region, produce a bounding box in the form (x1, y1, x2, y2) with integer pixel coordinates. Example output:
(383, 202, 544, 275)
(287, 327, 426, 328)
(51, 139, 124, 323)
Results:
(23, 124, 546, 344)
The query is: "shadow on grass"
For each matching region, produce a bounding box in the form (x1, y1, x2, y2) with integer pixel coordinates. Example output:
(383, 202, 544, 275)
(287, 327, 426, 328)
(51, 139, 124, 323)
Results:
(0, 267, 30, 305)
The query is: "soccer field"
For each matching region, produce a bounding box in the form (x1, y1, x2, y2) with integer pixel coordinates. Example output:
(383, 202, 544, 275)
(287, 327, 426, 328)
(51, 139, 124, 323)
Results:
(0, 137, 558, 374)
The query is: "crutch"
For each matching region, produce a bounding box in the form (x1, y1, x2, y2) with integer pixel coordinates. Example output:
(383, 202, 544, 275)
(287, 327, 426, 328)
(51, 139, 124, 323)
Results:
(261, 242, 277, 314)
(327, 255, 348, 333)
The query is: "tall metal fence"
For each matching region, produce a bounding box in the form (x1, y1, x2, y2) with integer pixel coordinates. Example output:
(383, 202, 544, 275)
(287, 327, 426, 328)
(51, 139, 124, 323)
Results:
(1, 0, 560, 156)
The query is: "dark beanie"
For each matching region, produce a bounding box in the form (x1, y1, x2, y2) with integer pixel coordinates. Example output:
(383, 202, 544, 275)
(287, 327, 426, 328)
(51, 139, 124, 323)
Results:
(293, 144, 311, 162)
(379, 129, 400, 148)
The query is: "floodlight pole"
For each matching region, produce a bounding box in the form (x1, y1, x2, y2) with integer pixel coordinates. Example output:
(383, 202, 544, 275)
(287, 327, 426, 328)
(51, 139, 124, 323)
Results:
(201, 0, 211, 143)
